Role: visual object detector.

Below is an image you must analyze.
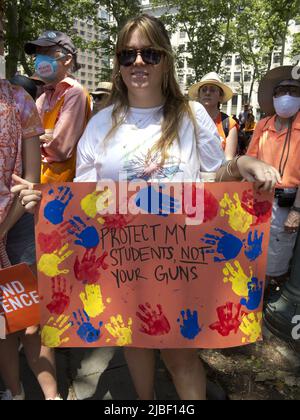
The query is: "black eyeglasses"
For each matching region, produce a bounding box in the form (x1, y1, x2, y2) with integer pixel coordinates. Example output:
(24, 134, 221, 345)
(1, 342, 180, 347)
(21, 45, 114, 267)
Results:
(117, 48, 163, 67)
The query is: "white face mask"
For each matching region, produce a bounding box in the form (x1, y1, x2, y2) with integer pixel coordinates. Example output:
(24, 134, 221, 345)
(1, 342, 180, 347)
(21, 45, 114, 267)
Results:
(273, 95, 300, 118)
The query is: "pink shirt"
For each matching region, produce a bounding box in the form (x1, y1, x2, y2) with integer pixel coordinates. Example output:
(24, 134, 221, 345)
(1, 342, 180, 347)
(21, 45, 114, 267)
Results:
(37, 77, 88, 163)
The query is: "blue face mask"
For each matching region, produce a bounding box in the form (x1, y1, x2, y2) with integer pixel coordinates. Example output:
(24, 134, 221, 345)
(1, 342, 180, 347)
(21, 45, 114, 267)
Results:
(34, 55, 64, 82)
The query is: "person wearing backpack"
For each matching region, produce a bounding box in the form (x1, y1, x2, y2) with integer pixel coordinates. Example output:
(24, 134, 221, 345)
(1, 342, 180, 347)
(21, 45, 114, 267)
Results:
(189, 73, 239, 160)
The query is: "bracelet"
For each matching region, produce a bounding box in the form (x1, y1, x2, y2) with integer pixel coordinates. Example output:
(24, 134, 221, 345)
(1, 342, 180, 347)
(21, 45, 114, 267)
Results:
(291, 206, 300, 213)
(227, 156, 243, 179)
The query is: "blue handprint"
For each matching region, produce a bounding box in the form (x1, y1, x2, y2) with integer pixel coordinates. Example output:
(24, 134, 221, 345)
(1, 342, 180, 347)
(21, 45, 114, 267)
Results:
(68, 216, 100, 249)
(240, 278, 263, 311)
(177, 309, 202, 340)
(44, 187, 74, 225)
(201, 228, 243, 262)
(244, 231, 264, 262)
(73, 309, 103, 343)
(135, 185, 180, 217)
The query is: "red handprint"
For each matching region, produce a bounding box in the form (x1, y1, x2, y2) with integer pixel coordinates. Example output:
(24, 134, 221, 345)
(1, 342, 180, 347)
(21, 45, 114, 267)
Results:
(209, 302, 243, 337)
(182, 185, 219, 223)
(74, 249, 109, 284)
(46, 276, 72, 315)
(241, 190, 272, 225)
(38, 221, 71, 254)
(136, 303, 171, 336)
(102, 212, 134, 229)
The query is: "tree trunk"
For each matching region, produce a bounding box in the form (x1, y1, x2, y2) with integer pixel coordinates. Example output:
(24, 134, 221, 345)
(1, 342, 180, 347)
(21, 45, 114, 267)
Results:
(280, 18, 290, 66)
(0, 1, 4, 57)
(5, 2, 20, 78)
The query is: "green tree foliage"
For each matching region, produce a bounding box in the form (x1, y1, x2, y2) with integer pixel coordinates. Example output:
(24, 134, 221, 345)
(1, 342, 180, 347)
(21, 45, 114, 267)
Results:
(153, 0, 239, 83)
(94, 0, 142, 81)
(235, 0, 300, 101)
(3, 0, 141, 79)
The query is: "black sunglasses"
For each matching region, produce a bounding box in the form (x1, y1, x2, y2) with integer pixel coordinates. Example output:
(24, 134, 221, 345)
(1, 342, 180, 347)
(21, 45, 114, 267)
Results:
(117, 48, 163, 67)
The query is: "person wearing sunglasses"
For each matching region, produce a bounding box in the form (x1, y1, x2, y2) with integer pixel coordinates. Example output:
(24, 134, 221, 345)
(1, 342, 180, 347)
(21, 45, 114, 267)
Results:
(247, 66, 300, 297)
(189, 73, 239, 161)
(13, 14, 280, 401)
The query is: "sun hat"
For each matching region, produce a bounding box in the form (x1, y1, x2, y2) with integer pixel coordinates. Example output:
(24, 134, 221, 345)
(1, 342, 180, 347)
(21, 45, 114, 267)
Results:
(258, 66, 300, 115)
(91, 82, 113, 96)
(188, 72, 234, 103)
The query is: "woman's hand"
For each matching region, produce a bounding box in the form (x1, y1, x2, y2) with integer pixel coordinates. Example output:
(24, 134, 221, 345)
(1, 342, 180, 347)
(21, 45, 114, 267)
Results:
(284, 209, 300, 234)
(11, 174, 42, 213)
(237, 156, 282, 192)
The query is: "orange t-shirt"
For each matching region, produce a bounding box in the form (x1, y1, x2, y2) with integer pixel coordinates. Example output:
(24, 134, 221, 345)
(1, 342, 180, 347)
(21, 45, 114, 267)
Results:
(247, 112, 300, 188)
(214, 113, 239, 150)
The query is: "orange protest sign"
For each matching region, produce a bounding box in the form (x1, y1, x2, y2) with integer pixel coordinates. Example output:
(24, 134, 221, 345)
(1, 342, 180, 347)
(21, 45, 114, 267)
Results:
(35, 182, 273, 348)
(0, 264, 40, 335)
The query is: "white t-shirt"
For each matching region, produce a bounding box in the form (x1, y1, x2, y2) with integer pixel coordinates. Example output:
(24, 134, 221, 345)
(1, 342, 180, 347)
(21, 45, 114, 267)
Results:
(75, 101, 225, 182)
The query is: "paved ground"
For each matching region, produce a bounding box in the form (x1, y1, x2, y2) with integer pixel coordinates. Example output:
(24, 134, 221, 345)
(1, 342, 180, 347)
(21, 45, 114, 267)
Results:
(0, 328, 299, 400)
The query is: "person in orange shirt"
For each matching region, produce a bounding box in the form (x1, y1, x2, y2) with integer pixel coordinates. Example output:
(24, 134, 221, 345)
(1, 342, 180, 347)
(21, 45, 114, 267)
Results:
(189, 72, 239, 160)
(24, 31, 91, 184)
(247, 66, 300, 289)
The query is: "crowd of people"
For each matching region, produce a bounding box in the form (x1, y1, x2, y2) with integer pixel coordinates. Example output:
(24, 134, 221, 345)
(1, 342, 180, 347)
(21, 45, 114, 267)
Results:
(0, 13, 300, 400)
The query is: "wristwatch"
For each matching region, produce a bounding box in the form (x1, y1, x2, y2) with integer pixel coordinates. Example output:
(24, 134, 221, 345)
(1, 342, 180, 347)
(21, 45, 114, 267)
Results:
(291, 206, 300, 213)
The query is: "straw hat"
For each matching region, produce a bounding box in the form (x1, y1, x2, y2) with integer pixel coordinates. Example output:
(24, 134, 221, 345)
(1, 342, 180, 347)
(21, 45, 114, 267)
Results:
(258, 66, 300, 116)
(188, 72, 234, 103)
(91, 82, 112, 96)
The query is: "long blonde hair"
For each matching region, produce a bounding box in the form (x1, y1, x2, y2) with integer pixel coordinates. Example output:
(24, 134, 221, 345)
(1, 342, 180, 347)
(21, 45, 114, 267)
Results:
(106, 14, 197, 162)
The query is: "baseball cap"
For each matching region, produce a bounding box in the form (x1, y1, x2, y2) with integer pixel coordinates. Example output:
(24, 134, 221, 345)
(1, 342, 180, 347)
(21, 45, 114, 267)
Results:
(25, 31, 77, 55)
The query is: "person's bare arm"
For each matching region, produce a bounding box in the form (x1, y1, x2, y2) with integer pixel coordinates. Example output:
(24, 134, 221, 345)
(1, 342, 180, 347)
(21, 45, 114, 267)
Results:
(285, 187, 300, 233)
(224, 127, 238, 161)
(216, 155, 282, 192)
(0, 136, 41, 238)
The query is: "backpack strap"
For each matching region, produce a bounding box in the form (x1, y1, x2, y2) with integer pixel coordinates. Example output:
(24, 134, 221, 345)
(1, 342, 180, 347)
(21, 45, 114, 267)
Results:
(220, 112, 230, 138)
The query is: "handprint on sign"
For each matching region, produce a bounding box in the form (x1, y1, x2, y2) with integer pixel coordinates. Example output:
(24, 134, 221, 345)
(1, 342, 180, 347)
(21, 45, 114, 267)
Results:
(223, 261, 253, 298)
(182, 185, 219, 222)
(177, 310, 202, 340)
(73, 309, 103, 344)
(209, 302, 243, 337)
(136, 303, 171, 336)
(46, 276, 72, 315)
(220, 193, 252, 233)
(74, 249, 109, 284)
(105, 315, 133, 346)
(102, 213, 135, 229)
(240, 312, 263, 343)
(41, 315, 72, 347)
(44, 187, 74, 225)
(37, 221, 71, 254)
(135, 185, 181, 217)
(240, 278, 264, 311)
(201, 228, 244, 262)
(68, 216, 100, 249)
(244, 231, 264, 262)
(241, 189, 272, 226)
(80, 284, 107, 318)
(38, 244, 74, 277)
(81, 188, 113, 220)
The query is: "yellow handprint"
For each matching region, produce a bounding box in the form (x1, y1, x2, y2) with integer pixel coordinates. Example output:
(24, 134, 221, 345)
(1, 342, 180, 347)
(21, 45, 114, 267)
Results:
(80, 284, 107, 318)
(240, 312, 263, 343)
(38, 244, 73, 277)
(81, 188, 113, 221)
(220, 193, 252, 233)
(223, 261, 253, 297)
(41, 315, 72, 347)
(105, 315, 133, 346)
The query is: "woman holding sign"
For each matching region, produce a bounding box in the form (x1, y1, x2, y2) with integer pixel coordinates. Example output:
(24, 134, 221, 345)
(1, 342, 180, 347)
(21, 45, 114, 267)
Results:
(0, 80, 59, 400)
(14, 15, 281, 400)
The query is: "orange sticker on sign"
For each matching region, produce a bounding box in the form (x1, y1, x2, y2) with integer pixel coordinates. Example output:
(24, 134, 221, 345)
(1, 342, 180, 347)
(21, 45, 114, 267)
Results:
(0, 264, 40, 335)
